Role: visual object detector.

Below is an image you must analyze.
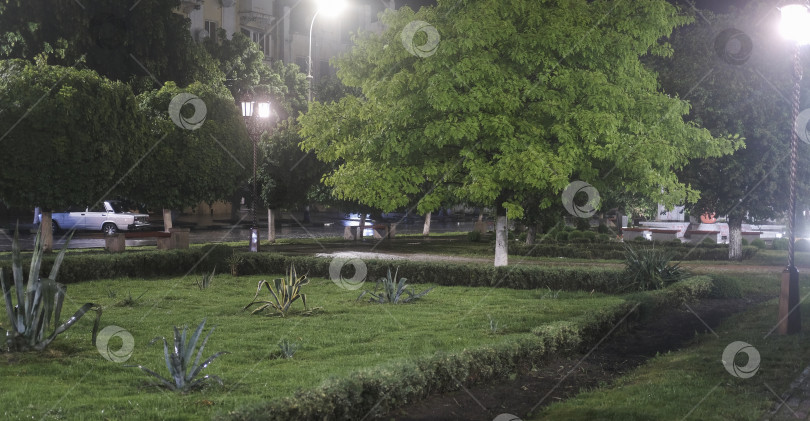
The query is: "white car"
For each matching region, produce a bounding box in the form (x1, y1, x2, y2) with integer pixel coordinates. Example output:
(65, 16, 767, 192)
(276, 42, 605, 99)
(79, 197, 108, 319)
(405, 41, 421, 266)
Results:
(41, 200, 151, 235)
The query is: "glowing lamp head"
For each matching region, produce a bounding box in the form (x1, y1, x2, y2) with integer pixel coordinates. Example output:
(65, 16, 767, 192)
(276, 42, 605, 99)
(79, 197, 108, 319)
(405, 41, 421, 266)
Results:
(780, 4, 810, 45)
(316, 0, 347, 17)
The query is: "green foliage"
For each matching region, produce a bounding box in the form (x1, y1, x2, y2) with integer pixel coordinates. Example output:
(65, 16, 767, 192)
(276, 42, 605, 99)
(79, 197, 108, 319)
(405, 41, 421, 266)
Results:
(701, 237, 716, 245)
(487, 315, 505, 335)
(596, 234, 611, 243)
(622, 245, 688, 291)
(772, 238, 789, 251)
(196, 267, 216, 290)
(555, 231, 570, 242)
(597, 224, 610, 234)
(0, 60, 147, 212)
(633, 236, 650, 242)
(244, 265, 309, 317)
(467, 230, 482, 242)
(128, 318, 228, 392)
(741, 238, 749, 246)
(751, 239, 767, 249)
(130, 81, 251, 210)
(115, 290, 148, 307)
(575, 218, 592, 231)
(357, 268, 433, 304)
(0, 228, 101, 352)
(278, 338, 299, 359)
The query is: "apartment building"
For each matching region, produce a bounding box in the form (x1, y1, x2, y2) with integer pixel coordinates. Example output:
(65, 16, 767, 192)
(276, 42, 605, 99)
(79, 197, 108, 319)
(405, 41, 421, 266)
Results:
(178, 0, 395, 81)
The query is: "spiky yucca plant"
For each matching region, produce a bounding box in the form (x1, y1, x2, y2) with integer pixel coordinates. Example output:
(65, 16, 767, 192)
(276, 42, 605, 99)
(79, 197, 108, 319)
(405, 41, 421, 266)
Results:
(244, 265, 309, 317)
(357, 268, 433, 304)
(1, 226, 101, 352)
(196, 266, 216, 290)
(622, 244, 687, 291)
(128, 318, 228, 392)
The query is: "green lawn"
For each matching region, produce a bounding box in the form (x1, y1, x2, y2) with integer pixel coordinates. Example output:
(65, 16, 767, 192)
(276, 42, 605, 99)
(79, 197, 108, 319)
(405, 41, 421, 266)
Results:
(0, 272, 626, 420)
(533, 275, 810, 421)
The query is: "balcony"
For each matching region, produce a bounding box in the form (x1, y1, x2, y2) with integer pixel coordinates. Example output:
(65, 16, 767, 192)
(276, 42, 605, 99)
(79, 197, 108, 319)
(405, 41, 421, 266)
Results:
(179, 0, 204, 14)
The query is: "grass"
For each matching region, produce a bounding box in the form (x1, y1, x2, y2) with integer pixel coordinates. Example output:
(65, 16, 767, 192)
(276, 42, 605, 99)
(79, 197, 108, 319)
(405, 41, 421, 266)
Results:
(531, 274, 810, 421)
(0, 272, 626, 420)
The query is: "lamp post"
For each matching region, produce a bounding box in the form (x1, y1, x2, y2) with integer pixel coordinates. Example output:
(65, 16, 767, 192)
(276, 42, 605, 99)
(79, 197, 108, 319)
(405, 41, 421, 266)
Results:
(777, 3, 810, 335)
(241, 99, 271, 252)
(307, 0, 348, 103)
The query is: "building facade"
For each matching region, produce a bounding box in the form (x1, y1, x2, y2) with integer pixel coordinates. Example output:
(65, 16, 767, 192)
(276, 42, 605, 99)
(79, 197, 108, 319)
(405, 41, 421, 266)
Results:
(178, 0, 394, 82)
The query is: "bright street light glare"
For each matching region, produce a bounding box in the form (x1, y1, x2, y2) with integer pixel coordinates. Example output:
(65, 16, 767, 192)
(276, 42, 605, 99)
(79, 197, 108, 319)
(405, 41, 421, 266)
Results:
(316, 0, 347, 17)
(780, 4, 810, 45)
(257, 102, 271, 119)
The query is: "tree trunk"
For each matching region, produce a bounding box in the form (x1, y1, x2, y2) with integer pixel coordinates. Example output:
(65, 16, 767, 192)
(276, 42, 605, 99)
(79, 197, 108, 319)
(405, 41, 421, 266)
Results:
(163, 209, 173, 232)
(267, 208, 276, 243)
(526, 224, 537, 245)
(358, 213, 366, 240)
(478, 212, 484, 222)
(494, 206, 508, 267)
(41, 211, 53, 253)
(303, 205, 311, 224)
(728, 214, 743, 261)
(422, 212, 432, 236)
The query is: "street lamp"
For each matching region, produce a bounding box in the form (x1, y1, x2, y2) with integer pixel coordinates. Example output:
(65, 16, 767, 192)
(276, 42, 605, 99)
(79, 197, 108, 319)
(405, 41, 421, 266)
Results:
(241, 99, 271, 252)
(777, 2, 810, 335)
(307, 0, 348, 103)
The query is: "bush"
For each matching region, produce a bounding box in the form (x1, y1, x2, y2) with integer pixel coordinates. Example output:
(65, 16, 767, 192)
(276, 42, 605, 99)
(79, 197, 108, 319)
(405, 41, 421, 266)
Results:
(582, 231, 596, 241)
(596, 233, 611, 243)
(702, 237, 716, 245)
(597, 223, 610, 234)
(751, 239, 767, 249)
(633, 236, 650, 242)
(741, 238, 749, 246)
(467, 231, 482, 242)
(773, 238, 789, 250)
(575, 218, 591, 231)
(569, 230, 585, 240)
(556, 231, 570, 242)
(622, 245, 687, 291)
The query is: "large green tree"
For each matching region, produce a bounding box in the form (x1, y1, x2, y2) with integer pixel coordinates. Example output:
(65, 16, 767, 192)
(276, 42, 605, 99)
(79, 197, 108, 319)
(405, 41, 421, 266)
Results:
(0, 0, 221, 91)
(300, 0, 738, 266)
(656, 2, 810, 260)
(0, 59, 148, 250)
(129, 82, 252, 230)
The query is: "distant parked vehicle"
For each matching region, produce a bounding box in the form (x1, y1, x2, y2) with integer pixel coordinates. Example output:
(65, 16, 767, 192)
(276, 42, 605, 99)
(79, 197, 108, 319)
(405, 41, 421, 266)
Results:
(39, 200, 151, 235)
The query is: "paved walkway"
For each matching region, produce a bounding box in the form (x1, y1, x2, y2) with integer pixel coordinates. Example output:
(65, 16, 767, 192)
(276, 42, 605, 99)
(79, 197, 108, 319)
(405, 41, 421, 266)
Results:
(762, 367, 810, 420)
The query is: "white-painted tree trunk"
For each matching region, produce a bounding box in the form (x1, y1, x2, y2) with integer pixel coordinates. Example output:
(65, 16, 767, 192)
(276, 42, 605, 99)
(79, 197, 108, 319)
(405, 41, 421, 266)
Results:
(526, 225, 536, 245)
(41, 211, 53, 253)
(728, 215, 743, 261)
(267, 208, 276, 243)
(357, 214, 366, 240)
(163, 209, 173, 232)
(494, 214, 508, 267)
(422, 212, 432, 236)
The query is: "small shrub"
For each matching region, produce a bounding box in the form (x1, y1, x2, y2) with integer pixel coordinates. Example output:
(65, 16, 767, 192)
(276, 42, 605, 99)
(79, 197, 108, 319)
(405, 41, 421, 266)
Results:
(702, 237, 716, 245)
(596, 233, 611, 243)
(196, 267, 216, 290)
(773, 237, 789, 250)
(575, 218, 591, 231)
(555, 231, 570, 242)
(633, 235, 649, 242)
(226, 255, 244, 276)
(487, 315, 506, 335)
(569, 230, 585, 240)
(244, 265, 309, 317)
(357, 268, 433, 304)
(278, 338, 299, 359)
(116, 290, 148, 307)
(582, 231, 596, 241)
(597, 224, 610, 234)
(467, 231, 482, 242)
(751, 239, 766, 249)
(623, 244, 688, 291)
(1, 228, 101, 352)
(741, 238, 749, 246)
(517, 231, 528, 242)
(127, 319, 228, 392)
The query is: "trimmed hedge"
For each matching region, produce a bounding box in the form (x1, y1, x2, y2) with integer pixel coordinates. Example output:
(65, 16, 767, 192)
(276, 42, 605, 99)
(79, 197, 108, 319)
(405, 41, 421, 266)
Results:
(217, 300, 639, 421)
(508, 242, 758, 261)
(235, 253, 632, 293)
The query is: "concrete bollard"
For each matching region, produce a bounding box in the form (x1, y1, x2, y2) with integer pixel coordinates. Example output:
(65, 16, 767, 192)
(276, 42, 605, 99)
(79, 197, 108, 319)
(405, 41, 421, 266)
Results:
(105, 233, 126, 253)
(169, 228, 190, 249)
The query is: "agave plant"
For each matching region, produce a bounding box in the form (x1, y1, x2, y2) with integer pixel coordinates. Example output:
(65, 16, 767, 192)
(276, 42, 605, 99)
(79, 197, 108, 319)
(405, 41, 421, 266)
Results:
(128, 318, 228, 392)
(1, 226, 101, 352)
(622, 244, 687, 291)
(357, 268, 433, 304)
(196, 266, 216, 290)
(277, 338, 299, 359)
(244, 265, 309, 317)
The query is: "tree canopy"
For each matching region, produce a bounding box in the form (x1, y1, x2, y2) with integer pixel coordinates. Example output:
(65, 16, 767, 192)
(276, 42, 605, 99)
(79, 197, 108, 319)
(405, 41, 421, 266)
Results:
(299, 0, 739, 265)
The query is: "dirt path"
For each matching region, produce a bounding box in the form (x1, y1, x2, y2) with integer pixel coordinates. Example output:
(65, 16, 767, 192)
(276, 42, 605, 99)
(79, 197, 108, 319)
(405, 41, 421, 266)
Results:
(381, 295, 773, 421)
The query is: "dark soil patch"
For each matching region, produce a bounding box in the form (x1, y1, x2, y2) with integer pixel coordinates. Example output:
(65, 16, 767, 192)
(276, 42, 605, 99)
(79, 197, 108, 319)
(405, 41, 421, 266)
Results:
(384, 295, 774, 421)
